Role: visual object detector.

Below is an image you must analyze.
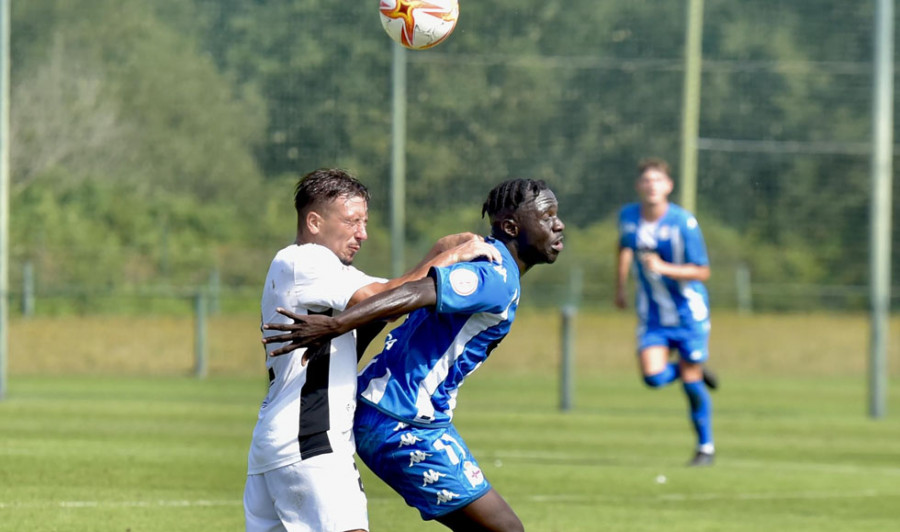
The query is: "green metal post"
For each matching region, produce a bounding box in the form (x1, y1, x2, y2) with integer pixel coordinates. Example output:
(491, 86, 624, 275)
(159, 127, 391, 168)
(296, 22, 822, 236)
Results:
(390, 43, 407, 278)
(0, 0, 10, 401)
(679, 0, 704, 214)
(869, 0, 893, 419)
(560, 306, 576, 412)
(194, 292, 208, 379)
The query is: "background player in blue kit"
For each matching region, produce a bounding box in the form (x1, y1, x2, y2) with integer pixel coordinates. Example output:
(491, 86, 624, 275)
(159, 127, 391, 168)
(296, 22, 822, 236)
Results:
(264, 178, 565, 532)
(614, 157, 717, 467)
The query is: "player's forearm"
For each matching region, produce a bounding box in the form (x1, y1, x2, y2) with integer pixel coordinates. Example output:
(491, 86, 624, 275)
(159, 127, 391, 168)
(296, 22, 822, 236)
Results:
(336, 278, 437, 334)
(656, 262, 710, 281)
(615, 248, 633, 288)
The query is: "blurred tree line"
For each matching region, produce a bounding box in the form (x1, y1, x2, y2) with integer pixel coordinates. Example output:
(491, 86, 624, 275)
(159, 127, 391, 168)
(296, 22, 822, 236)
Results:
(7, 0, 884, 311)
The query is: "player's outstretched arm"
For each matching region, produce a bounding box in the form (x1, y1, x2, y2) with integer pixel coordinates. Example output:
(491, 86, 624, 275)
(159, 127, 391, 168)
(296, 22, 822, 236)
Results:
(263, 277, 437, 357)
(347, 233, 500, 307)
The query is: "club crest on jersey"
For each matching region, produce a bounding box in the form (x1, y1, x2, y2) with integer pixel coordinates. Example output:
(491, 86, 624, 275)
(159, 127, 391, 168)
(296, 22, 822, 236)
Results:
(449, 268, 479, 296)
(658, 225, 671, 241)
(463, 461, 484, 487)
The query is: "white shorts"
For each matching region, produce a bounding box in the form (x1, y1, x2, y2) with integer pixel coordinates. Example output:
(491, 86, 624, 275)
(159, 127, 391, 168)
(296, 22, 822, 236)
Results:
(244, 453, 368, 532)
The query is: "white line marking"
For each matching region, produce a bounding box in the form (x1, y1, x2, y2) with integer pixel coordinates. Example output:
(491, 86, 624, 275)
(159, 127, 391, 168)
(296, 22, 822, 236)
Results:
(526, 489, 900, 504)
(0, 500, 241, 510)
(482, 450, 900, 476)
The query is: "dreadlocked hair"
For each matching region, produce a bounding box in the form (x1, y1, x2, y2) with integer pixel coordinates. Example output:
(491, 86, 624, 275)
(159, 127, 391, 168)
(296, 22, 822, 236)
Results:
(481, 178, 549, 221)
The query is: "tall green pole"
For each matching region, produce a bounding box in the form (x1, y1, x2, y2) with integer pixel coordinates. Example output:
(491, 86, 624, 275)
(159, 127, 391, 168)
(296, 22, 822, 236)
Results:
(679, 0, 704, 214)
(869, 0, 893, 419)
(390, 43, 407, 278)
(0, 0, 10, 401)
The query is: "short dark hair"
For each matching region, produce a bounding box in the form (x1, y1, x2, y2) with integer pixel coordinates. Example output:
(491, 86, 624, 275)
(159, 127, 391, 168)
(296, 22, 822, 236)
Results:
(637, 157, 672, 178)
(294, 168, 370, 217)
(481, 178, 549, 224)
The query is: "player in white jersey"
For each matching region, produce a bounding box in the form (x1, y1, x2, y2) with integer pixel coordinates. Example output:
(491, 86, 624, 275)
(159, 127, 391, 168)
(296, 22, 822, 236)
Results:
(615, 157, 718, 467)
(263, 179, 565, 532)
(244, 168, 501, 532)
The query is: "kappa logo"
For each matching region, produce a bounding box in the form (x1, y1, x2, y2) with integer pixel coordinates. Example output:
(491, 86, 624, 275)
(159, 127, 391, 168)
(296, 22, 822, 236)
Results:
(398, 433, 423, 447)
(689, 350, 703, 361)
(408, 450, 432, 467)
(462, 461, 484, 487)
(492, 264, 507, 282)
(422, 469, 446, 486)
(392, 421, 409, 432)
(449, 268, 479, 296)
(436, 489, 460, 505)
(384, 334, 398, 350)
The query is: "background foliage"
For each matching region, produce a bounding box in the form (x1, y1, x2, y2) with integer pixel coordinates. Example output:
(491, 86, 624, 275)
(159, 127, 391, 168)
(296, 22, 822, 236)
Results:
(6, 0, 892, 311)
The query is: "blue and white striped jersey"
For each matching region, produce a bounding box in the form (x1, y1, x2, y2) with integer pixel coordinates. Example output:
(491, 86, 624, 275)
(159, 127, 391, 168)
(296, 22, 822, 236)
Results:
(358, 237, 519, 427)
(618, 203, 710, 331)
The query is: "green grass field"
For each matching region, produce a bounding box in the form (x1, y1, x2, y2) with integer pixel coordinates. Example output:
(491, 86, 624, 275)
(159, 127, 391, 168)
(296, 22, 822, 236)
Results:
(2, 311, 900, 531)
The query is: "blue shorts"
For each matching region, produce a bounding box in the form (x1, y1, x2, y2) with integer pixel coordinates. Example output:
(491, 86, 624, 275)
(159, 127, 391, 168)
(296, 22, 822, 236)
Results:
(353, 401, 491, 520)
(637, 324, 709, 363)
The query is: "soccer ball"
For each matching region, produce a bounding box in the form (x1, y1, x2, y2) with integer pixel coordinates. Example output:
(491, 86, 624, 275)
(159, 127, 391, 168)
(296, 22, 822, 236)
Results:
(379, 0, 460, 50)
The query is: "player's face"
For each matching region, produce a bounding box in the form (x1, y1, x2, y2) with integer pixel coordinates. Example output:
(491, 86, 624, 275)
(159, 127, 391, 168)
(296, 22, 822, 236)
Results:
(636, 168, 673, 206)
(317, 194, 368, 265)
(515, 189, 565, 266)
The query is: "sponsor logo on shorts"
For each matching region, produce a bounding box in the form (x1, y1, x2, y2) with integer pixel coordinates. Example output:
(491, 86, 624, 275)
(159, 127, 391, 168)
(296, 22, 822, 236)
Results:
(422, 469, 447, 486)
(398, 433, 423, 447)
(408, 450, 431, 467)
(449, 268, 478, 296)
(436, 489, 460, 505)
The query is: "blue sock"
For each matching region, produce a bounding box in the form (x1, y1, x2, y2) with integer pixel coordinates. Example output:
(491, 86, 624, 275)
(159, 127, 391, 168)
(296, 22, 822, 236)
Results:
(643, 362, 680, 388)
(682, 380, 714, 448)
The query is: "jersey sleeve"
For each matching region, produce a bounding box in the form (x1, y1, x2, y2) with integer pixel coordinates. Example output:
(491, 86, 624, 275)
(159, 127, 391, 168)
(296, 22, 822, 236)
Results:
(617, 204, 636, 250)
(293, 245, 386, 312)
(430, 260, 515, 315)
(682, 215, 710, 266)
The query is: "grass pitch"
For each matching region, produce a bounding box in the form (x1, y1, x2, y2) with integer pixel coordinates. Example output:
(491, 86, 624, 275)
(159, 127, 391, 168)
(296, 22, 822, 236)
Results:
(2, 370, 899, 532)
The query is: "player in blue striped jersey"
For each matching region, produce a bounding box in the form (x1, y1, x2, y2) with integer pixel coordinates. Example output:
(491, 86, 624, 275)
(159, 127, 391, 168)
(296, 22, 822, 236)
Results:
(615, 157, 717, 467)
(264, 179, 564, 531)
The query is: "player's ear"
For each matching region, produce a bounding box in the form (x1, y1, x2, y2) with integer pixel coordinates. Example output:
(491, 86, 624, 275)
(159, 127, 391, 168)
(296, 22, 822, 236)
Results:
(500, 218, 519, 239)
(306, 211, 324, 235)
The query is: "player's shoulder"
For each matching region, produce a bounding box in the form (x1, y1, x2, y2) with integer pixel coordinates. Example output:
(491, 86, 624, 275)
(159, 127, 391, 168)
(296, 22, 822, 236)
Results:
(275, 243, 338, 265)
(619, 202, 641, 219)
(271, 243, 349, 280)
(667, 204, 701, 229)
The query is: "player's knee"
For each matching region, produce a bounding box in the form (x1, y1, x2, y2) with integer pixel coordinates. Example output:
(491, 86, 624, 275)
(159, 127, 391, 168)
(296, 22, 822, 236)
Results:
(643, 372, 670, 388)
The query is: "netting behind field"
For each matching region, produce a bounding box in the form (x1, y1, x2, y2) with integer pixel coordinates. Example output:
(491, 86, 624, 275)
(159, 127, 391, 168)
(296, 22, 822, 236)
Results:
(7, 0, 894, 312)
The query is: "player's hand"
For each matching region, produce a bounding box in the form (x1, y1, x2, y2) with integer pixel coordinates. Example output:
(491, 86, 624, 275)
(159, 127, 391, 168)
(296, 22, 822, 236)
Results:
(639, 252, 665, 274)
(262, 307, 340, 360)
(448, 237, 502, 264)
(430, 232, 480, 253)
(614, 287, 628, 309)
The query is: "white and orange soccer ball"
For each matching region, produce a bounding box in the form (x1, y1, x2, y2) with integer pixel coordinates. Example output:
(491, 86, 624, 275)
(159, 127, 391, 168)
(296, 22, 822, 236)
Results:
(379, 0, 460, 50)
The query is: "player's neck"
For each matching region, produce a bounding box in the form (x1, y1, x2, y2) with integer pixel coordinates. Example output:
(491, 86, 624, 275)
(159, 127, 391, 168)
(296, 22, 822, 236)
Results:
(640, 201, 668, 222)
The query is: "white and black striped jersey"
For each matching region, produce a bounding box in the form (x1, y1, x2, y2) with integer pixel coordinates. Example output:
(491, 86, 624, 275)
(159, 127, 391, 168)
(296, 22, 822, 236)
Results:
(247, 243, 385, 475)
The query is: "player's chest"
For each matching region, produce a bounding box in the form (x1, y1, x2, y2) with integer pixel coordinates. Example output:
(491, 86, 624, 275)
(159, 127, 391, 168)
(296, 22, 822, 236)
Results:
(633, 220, 678, 254)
